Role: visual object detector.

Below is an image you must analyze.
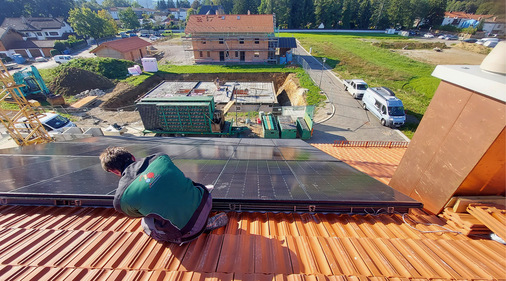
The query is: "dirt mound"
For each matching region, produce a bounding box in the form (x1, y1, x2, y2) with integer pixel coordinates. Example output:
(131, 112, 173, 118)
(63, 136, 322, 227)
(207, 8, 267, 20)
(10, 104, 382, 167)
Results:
(49, 67, 115, 96)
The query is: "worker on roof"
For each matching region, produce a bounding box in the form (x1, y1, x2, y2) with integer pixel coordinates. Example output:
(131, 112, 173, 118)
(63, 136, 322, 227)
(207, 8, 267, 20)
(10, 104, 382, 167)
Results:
(100, 147, 228, 244)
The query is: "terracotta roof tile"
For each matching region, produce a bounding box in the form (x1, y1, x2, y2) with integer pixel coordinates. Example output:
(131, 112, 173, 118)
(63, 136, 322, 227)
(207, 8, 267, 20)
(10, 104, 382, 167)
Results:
(0, 206, 504, 280)
(311, 144, 406, 184)
(90, 37, 152, 54)
(185, 14, 274, 34)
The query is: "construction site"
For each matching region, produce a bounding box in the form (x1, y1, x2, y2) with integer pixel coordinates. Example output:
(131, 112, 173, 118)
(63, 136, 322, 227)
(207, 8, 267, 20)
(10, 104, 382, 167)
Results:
(0, 41, 504, 281)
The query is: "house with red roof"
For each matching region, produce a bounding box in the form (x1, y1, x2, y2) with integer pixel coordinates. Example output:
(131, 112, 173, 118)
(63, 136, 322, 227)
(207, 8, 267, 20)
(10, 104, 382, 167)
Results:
(185, 14, 296, 64)
(90, 37, 152, 61)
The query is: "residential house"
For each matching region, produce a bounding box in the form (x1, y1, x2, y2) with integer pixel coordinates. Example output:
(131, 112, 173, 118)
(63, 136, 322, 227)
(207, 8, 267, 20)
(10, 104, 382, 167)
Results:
(1, 16, 73, 41)
(90, 37, 152, 61)
(168, 8, 188, 21)
(482, 19, 505, 36)
(185, 14, 296, 64)
(0, 26, 53, 58)
(108, 7, 157, 20)
(198, 5, 225, 15)
(441, 11, 494, 29)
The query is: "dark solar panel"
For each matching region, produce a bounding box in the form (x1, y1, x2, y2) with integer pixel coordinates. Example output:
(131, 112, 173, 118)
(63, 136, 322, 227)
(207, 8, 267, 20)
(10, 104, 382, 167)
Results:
(0, 136, 421, 212)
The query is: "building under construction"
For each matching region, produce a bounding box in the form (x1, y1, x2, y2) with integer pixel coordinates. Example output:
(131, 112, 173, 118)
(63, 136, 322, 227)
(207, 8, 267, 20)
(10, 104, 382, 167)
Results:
(184, 14, 296, 64)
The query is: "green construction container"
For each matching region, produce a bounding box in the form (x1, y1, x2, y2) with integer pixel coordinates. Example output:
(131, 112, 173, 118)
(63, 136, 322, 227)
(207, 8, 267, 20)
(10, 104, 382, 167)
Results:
(277, 116, 297, 139)
(262, 114, 279, 139)
(296, 117, 311, 140)
(137, 96, 215, 133)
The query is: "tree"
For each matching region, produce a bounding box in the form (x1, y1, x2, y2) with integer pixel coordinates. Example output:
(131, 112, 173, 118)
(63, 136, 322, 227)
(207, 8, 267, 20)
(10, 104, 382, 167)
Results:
(102, 0, 130, 8)
(131, 1, 143, 8)
(167, 0, 175, 8)
(356, 0, 372, 29)
(191, 0, 201, 10)
(156, 0, 168, 10)
(0, 0, 24, 22)
(23, 0, 75, 18)
(179, 0, 191, 8)
(119, 7, 141, 29)
(214, 0, 234, 13)
(186, 7, 196, 21)
(68, 7, 114, 40)
(425, 0, 447, 26)
(75, 0, 103, 11)
(232, 0, 248, 14)
(98, 9, 118, 35)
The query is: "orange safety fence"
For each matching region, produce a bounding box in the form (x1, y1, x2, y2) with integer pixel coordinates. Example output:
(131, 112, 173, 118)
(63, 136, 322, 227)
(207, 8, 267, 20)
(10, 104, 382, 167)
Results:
(333, 140, 409, 148)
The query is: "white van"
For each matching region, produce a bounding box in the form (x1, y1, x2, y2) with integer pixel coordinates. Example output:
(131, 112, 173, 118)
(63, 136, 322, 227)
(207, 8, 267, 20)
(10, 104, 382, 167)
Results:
(53, 55, 73, 64)
(362, 87, 405, 127)
(16, 113, 76, 134)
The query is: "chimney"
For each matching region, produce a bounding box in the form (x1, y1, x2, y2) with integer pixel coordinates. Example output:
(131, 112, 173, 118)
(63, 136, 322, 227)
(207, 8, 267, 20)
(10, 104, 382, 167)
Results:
(215, 10, 218, 15)
(247, 10, 250, 15)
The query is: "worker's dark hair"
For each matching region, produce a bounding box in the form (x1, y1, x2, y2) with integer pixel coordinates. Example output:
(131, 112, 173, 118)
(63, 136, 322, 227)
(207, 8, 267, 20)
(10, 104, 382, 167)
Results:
(99, 146, 134, 173)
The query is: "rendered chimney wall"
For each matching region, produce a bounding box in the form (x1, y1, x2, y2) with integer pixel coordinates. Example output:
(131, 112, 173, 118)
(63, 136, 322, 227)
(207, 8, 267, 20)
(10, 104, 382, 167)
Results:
(389, 50, 506, 214)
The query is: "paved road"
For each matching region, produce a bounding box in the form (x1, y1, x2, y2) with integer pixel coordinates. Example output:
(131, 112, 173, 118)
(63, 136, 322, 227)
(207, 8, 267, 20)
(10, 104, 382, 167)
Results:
(293, 43, 409, 143)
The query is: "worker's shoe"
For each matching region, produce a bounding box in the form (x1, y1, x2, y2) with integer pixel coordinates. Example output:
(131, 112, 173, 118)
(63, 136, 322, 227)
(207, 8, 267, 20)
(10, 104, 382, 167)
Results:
(205, 212, 228, 233)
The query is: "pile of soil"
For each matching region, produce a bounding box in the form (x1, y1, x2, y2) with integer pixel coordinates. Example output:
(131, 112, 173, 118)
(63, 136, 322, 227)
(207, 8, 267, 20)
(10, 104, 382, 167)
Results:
(49, 67, 115, 96)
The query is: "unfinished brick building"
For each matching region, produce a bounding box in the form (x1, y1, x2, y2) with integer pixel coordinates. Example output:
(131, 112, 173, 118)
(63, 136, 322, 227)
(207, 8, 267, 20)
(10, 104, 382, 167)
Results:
(184, 14, 295, 64)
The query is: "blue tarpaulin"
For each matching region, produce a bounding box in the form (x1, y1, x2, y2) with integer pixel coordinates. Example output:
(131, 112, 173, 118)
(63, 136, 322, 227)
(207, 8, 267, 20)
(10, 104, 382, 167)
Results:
(460, 19, 479, 28)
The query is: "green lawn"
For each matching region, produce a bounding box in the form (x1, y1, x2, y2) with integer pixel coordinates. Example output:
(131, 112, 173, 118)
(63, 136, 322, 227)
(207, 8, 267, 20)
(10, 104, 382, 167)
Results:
(285, 32, 441, 138)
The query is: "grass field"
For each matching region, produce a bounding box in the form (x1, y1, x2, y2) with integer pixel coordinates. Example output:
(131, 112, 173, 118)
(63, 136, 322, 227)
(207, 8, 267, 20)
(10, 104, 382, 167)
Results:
(285, 32, 441, 138)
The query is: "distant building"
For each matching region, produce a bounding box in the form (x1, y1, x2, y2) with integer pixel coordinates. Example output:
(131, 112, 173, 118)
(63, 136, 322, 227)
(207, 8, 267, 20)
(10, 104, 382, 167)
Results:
(90, 37, 152, 61)
(482, 20, 505, 36)
(168, 8, 188, 21)
(184, 14, 296, 64)
(108, 7, 157, 20)
(198, 5, 224, 15)
(1, 17, 73, 41)
(441, 11, 494, 28)
(0, 26, 53, 58)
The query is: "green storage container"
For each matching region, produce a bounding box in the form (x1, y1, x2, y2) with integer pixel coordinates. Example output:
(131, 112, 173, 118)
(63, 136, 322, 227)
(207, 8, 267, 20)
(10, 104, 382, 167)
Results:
(262, 115, 279, 139)
(277, 116, 297, 139)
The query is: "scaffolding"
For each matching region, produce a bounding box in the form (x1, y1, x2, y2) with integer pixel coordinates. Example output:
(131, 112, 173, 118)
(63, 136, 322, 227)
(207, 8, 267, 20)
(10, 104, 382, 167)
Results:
(0, 60, 53, 146)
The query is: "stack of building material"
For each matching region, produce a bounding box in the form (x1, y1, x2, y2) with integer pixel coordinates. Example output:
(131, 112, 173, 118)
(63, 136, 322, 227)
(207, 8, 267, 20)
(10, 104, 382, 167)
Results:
(467, 204, 506, 242)
(441, 208, 491, 235)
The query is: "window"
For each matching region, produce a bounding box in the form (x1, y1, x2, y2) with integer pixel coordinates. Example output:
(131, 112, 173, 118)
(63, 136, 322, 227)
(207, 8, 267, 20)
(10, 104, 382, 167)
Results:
(202, 40, 206, 44)
(374, 100, 381, 109)
(207, 51, 210, 57)
(49, 32, 58, 36)
(239, 38, 244, 44)
(235, 51, 238, 57)
(36, 32, 42, 36)
(254, 52, 260, 58)
(255, 38, 259, 44)
(219, 38, 224, 44)
(199, 51, 203, 57)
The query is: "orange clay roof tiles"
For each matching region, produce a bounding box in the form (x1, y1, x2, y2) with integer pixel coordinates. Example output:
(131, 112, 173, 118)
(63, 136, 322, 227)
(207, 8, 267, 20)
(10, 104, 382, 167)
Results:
(0, 205, 505, 280)
(311, 144, 406, 185)
(90, 37, 152, 54)
(185, 14, 274, 34)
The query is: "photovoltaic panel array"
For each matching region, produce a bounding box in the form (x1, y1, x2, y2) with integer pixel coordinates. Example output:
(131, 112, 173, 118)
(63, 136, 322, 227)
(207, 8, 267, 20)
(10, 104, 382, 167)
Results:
(0, 136, 421, 212)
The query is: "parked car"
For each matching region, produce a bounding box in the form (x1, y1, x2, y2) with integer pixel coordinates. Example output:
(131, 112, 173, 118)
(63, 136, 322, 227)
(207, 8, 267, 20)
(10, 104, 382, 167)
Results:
(120, 32, 129, 38)
(445, 35, 459, 40)
(149, 35, 160, 41)
(53, 55, 73, 64)
(129, 33, 138, 37)
(476, 38, 499, 45)
(424, 33, 434, 38)
(34, 56, 47, 62)
(15, 113, 76, 134)
(462, 38, 478, 43)
(484, 40, 498, 48)
(342, 79, 368, 99)
(437, 34, 447, 39)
